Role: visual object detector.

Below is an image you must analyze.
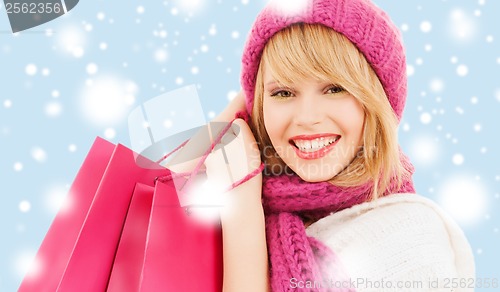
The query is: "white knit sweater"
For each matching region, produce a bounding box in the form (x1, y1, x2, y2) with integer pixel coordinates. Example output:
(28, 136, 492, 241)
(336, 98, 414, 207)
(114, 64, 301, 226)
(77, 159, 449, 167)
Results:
(306, 193, 475, 292)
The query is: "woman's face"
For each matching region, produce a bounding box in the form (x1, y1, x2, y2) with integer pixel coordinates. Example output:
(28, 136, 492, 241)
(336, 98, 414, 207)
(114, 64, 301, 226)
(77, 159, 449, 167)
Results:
(263, 69, 365, 182)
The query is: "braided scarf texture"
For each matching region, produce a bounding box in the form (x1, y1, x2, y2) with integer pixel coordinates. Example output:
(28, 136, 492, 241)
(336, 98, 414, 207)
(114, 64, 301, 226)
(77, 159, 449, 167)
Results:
(261, 158, 416, 291)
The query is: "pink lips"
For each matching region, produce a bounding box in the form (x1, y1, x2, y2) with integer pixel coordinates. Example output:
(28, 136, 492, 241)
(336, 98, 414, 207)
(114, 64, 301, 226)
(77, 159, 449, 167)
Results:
(289, 133, 341, 160)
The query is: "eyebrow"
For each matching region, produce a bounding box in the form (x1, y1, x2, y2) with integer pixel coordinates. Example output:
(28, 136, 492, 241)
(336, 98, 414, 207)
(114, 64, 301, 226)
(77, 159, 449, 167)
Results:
(264, 81, 280, 88)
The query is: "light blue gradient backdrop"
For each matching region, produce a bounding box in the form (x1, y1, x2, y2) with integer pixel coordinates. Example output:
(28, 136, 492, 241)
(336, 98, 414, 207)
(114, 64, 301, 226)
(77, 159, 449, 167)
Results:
(0, 0, 498, 291)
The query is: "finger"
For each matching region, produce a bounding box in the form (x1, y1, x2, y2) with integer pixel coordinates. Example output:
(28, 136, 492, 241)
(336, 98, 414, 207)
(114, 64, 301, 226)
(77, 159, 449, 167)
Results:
(204, 144, 234, 188)
(231, 119, 261, 170)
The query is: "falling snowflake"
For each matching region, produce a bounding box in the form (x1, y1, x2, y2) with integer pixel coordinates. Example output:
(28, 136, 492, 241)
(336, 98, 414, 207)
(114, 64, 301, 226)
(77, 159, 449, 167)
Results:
(448, 9, 477, 42)
(452, 154, 464, 165)
(420, 112, 432, 124)
(18, 200, 31, 213)
(456, 64, 469, 76)
(86, 63, 98, 75)
(25, 64, 37, 76)
(31, 147, 48, 163)
(420, 21, 432, 33)
(438, 174, 488, 225)
(79, 76, 138, 126)
(44, 102, 62, 117)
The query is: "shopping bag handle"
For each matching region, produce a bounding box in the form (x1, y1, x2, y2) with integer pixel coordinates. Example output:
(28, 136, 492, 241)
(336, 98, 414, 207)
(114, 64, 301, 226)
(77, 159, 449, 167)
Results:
(155, 112, 264, 193)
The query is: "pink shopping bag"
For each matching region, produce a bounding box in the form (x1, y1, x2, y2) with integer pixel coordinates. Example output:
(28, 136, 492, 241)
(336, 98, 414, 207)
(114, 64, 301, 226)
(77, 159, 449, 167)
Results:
(56, 144, 170, 291)
(19, 137, 115, 292)
(107, 183, 155, 292)
(19, 137, 171, 292)
(139, 180, 223, 291)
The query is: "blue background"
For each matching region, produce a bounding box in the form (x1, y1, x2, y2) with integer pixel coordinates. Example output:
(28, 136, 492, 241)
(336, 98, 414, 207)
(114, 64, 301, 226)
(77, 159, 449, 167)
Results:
(0, 0, 498, 290)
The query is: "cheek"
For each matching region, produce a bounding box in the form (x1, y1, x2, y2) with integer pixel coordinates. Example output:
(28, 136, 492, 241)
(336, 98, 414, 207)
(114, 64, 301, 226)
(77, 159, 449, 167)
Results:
(336, 98, 365, 144)
(263, 100, 282, 140)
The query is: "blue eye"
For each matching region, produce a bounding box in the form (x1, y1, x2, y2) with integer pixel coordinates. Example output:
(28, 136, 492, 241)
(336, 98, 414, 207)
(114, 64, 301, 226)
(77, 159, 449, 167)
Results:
(326, 85, 345, 94)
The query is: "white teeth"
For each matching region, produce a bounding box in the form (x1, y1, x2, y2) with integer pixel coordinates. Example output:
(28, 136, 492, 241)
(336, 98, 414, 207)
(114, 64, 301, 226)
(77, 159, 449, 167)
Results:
(293, 137, 338, 152)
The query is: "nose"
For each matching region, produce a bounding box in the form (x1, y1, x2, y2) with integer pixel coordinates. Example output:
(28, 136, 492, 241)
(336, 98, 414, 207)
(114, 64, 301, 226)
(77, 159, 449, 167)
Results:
(293, 95, 324, 127)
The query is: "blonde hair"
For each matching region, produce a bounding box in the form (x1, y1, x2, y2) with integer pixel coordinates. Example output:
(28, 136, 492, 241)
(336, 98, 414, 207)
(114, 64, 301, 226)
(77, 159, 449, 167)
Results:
(250, 23, 409, 200)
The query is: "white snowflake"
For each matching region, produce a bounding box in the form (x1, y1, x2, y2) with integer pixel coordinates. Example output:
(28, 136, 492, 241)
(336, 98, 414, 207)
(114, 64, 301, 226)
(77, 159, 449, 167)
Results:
(402, 123, 410, 132)
(269, 0, 309, 16)
(209, 24, 217, 36)
(408, 135, 440, 166)
(163, 119, 173, 129)
(97, 12, 105, 21)
(104, 128, 116, 139)
(31, 147, 47, 163)
(13, 162, 23, 172)
(231, 31, 240, 39)
(45, 102, 62, 117)
(420, 21, 432, 33)
(68, 144, 77, 152)
(429, 78, 444, 93)
(448, 9, 477, 42)
(19, 200, 31, 213)
(14, 250, 39, 279)
(406, 65, 415, 76)
(25, 64, 37, 76)
(3, 99, 12, 108)
(44, 184, 69, 215)
(57, 26, 86, 58)
(456, 64, 468, 76)
(86, 63, 98, 75)
(438, 174, 488, 225)
(227, 90, 238, 101)
(154, 49, 169, 62)
(41, 68, 50, 76)
(79, 76, 137, 126)
(83, 23, 93, 32)
(452, 154, 464, 165)
(420, 112, 432, 124)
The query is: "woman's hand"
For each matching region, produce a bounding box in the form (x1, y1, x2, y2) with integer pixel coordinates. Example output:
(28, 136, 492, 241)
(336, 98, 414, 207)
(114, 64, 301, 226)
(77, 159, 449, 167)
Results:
(204, 118, 261, 197)
(213, 91, 246, 122)
(165, 91, 246, 175)
(204, 118, 269, 292)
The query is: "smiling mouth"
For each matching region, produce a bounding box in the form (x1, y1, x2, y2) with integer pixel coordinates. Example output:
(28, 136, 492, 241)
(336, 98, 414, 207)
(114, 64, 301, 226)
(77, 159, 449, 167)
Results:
(291, 136, 340, 152)
(289, 134, 341, 159)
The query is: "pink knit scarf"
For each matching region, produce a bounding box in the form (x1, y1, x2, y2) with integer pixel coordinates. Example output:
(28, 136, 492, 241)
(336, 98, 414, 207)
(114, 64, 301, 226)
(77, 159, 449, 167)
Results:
(261, 157, 416, 291)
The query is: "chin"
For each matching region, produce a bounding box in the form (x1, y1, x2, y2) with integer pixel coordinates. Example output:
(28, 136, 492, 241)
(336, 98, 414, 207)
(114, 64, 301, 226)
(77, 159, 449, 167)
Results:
(294, 170, 337, 183)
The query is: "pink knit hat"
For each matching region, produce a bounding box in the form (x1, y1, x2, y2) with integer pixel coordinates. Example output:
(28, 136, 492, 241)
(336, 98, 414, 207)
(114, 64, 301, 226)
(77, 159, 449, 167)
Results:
(241, 0, 407, 121)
